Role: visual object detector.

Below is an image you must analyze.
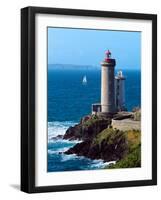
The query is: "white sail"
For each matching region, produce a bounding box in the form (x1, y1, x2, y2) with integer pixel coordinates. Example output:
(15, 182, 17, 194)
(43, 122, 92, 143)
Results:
(82, 75, 87, 85)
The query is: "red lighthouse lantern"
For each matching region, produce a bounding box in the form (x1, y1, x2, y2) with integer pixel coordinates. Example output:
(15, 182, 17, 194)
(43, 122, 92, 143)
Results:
(105, 50, 112, 62)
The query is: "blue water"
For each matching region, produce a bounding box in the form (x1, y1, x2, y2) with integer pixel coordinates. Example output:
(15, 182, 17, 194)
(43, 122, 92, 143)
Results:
(47, 66, 141, 172)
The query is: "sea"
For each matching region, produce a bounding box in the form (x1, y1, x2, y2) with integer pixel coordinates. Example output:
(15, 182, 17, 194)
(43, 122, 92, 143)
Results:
(47, 66, 141, 172)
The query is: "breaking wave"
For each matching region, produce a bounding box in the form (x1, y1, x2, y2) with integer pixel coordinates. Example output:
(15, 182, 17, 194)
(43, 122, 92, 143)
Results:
(47, 121, 114, 172)
(48, 121, 76, 141)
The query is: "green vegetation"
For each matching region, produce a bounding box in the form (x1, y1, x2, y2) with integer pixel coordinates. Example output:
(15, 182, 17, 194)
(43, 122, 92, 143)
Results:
(65, 112, 141, 169)
(92, 128, 141, 169)
(83, 115, 99, 127)
(82, 116, 141, 168)
(107, 129, 141, 169)
(108, 143, 141, 169)
(83, 114, 110, 127)
(93, 128, 125, 146)
(127, 130, 141, 151)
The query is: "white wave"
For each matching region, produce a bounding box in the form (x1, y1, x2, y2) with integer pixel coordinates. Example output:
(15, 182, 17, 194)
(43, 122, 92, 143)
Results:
(48, 121, 76, 140)
(48, 149, 58, 154)
(60, 153, 89, 162)
(90, 160, 116, 169)
(90, 160, 105, 169)
(61, 154, 78, 162)
(105, 161, 116, 165)
(49, 138, 81, 145)
(48, 147, 70, 155)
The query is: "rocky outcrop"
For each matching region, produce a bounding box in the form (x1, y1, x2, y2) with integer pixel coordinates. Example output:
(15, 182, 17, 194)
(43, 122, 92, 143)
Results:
(51, 135, 63, 140)
(65, 128, 128, 162)
(64, 113, 141, 168)
(63, 115, 111, 141)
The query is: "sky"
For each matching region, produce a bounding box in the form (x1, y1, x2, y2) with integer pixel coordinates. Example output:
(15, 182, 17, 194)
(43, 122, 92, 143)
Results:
(48, 27, 141, 70)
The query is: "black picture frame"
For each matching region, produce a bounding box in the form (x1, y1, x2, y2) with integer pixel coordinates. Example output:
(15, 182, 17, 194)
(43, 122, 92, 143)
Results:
(21, 6, 157, 193)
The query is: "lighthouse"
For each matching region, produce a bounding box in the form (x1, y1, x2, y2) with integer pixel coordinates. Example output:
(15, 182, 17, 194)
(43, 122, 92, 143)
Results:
(101, 50, 116, 113)
(92, 50, 126, 115)
(115, 71, 126, 111)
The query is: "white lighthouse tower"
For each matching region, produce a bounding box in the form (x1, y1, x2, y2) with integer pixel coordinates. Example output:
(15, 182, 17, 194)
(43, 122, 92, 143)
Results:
(115, 71, 126, 111)
(92, 50, 126, 115)
(92, 50, 116, 115)
(101, 50, 116, 114)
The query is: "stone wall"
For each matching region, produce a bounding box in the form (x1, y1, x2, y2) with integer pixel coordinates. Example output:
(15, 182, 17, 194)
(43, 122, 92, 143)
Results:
(111, 118, 141, 131)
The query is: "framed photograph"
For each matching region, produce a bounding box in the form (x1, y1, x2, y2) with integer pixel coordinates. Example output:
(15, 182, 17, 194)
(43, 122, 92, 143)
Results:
(21, 6, 157, 193)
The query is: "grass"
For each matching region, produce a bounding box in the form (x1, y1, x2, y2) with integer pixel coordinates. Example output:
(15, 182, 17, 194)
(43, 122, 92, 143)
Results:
(107, 129, 141, 169)
(127, 130, 141, 152)
(93, 128, 141, 169)
(93, 128, 125, 146)
(80, 114, 141, 169)
(108, 143, 141, 169)
(83, 114, 110, 127)
(83, 118, 99, 127)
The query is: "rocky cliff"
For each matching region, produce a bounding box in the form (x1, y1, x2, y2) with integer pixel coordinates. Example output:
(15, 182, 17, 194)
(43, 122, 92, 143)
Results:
(63, 115, 111, 141)
(64, 113, 141, 169)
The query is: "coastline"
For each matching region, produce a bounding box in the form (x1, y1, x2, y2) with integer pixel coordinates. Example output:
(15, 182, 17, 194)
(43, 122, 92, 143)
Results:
(63, 109, 141, 169)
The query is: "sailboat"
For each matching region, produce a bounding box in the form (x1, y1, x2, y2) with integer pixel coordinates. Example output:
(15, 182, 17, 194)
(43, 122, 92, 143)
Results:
(82, 75, 87, 85)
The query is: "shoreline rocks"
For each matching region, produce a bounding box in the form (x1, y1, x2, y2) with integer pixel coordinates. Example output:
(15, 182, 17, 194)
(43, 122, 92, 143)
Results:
(65, 128, 128, 162)
(63, 115, 111, 141)
(51, 134, 63, 140)
(64, 112, 141, 168)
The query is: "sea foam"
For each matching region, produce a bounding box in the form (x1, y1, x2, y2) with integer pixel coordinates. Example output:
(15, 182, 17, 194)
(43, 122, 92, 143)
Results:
(47, 121, 116, 171)
(48, 121, 76, 141)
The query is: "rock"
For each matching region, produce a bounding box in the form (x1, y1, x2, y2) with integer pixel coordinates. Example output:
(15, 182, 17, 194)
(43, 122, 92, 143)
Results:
(64, 113, 141, 168)
(80, 115, 91, 124)
(63, 116, 111, 141)
(65, 128, 128, 162)
(51, 135, 63, 140)
(65, 140, 91, 156)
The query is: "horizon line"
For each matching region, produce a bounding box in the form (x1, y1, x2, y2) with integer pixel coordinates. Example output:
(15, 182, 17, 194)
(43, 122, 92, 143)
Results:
(48, 63, 141, 70)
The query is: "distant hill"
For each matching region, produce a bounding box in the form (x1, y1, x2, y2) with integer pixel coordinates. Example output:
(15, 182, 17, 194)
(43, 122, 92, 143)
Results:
(48, 64, 100, 70)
